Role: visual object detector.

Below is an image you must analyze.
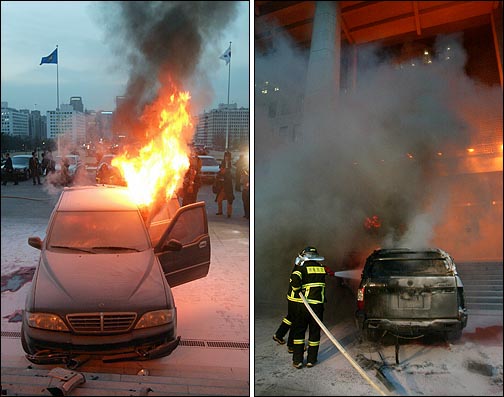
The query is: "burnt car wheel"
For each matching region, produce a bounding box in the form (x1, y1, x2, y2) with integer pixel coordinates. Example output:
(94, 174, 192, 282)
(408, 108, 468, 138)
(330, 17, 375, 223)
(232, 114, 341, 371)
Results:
(444, 329, 462, 342)
(364, 327, 381, 342)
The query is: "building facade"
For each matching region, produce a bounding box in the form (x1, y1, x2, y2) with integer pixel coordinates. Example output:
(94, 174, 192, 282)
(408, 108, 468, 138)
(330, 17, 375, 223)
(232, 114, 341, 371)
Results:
(69, 96, 84, 112)
(1, 102, 29, 137)
(46, 105, 86, 147)
(194, 103, 249, 150)
(29, 110, 46, 141)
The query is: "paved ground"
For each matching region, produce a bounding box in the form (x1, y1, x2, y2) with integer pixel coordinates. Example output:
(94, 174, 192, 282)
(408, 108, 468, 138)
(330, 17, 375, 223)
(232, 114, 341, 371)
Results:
(254, 281, 503, 396)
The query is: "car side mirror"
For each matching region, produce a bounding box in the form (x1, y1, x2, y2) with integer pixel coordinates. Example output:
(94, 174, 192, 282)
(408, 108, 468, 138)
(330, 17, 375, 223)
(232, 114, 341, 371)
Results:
(165, 239, 183, 251)
(28, 236, 42, 250)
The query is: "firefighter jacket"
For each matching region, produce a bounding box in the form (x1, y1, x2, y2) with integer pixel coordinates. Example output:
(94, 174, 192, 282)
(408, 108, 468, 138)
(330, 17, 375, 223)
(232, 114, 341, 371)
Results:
(287, 260, 326, 304)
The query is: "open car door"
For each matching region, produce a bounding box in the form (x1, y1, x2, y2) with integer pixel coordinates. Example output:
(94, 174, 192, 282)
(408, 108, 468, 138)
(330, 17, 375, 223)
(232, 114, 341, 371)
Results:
(152, 201, 210, 287)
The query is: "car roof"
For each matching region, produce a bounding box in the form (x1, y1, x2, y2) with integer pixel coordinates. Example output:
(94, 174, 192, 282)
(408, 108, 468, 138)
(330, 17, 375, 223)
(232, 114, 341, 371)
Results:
(198, 155, 215, 159)
(12, 155, 32, 158)
(57, 185, 139, 212)
(369, 248, 450, 260)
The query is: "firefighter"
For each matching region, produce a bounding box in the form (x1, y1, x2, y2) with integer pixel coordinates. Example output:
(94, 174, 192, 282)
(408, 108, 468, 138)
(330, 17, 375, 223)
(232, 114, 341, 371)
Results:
(289, 246, 327, 369)
(273, 258, 302, 353)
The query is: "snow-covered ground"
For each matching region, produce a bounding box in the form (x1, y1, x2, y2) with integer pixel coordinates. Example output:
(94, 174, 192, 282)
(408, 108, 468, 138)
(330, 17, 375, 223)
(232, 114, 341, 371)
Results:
(255, 284, 503, 396)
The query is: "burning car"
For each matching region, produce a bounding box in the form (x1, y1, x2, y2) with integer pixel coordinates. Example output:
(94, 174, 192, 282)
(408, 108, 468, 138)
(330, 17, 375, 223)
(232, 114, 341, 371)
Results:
(355, 247, 468, 342)
(22, 184, 210, 365)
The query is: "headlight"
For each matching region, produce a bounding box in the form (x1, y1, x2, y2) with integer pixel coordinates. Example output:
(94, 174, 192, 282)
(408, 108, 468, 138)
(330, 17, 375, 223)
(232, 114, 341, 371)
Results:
(26, 312, 69, 331)
(134, 309, 174, 329)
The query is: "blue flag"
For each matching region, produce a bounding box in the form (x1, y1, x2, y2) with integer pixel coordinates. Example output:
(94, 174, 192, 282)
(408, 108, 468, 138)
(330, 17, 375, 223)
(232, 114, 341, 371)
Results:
(40, 48, 58, 65)
(219, 45, 231, 65)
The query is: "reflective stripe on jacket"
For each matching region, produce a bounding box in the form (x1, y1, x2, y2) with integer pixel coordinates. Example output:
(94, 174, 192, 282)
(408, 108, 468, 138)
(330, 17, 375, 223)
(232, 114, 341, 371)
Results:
(287, 260, 326, 304)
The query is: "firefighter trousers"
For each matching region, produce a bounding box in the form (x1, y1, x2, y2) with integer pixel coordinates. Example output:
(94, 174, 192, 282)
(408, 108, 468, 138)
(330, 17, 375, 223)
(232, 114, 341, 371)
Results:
(290, 302, 324, 364)
(274, 300, 296, 348)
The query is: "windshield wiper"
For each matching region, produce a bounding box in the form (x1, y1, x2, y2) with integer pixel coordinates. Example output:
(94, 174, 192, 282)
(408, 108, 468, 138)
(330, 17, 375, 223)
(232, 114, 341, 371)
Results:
(90, 246, 142, 252)
(50, 245, 96, 254)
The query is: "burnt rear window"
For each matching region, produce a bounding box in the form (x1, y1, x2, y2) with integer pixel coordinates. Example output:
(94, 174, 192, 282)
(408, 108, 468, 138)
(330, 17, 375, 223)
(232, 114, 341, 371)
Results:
(368, 259, 451, 277)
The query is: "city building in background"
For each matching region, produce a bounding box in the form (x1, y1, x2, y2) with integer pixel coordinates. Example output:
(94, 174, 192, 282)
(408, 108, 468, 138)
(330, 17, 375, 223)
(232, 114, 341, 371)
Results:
(69, 96, 84, 112)
(194, 103, 250, 150)
(29, 110, 46, 142)
(46, 104, 86, 147)
(1, 102, 29, 137)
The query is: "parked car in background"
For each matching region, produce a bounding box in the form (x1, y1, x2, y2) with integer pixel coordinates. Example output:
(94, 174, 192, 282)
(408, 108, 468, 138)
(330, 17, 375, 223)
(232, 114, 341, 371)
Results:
(355, 247, 467, 342)
(7, 154, 32, 180)
(22, 185, 211, 365)
(198, 155, 220, 183)
(95, 154, 126, 186)
(55, 154, 81, 176)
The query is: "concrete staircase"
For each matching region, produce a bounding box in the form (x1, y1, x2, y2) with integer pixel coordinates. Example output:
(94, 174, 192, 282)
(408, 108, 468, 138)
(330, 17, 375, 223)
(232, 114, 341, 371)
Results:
(456, 261, 503, 313)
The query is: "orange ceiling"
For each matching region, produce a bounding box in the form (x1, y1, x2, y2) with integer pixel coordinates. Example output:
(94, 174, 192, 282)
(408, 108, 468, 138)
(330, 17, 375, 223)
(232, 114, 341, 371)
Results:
(255, 1, 500, 51)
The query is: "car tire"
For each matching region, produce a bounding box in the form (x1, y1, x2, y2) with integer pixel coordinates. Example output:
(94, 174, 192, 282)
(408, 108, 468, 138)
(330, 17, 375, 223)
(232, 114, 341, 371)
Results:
(363, 326, 381, 342)
(445, 329, 462, 342)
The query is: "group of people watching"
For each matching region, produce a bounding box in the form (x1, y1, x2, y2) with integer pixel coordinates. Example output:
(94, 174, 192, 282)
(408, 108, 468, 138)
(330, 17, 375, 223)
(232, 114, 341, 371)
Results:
(180, 150, 249, 220)
(1, 150, 72, 187)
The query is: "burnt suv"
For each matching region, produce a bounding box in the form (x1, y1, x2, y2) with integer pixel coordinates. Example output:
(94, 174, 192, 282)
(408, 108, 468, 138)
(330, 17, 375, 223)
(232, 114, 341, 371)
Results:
(355, 248, 468, 342)
(22, 185, 210, 365)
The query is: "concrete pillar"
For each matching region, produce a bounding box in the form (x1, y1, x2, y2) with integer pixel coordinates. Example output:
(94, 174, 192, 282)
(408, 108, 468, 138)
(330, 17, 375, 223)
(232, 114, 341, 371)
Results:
(490, 3, 503, 89)
(303, 1, 341, 116)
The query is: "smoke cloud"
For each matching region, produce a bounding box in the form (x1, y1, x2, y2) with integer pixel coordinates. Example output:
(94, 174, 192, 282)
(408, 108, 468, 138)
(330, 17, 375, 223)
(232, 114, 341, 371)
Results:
(255, 30, 502, 304)
(94, 1, 239, 140)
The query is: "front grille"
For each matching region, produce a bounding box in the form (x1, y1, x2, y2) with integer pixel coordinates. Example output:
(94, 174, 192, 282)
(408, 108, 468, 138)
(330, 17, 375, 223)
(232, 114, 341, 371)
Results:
(67, 312, 136, 333)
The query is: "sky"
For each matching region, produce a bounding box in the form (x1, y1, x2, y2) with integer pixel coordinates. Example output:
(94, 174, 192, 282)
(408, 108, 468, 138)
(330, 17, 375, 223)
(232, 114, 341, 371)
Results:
(0, 1, 250, 116)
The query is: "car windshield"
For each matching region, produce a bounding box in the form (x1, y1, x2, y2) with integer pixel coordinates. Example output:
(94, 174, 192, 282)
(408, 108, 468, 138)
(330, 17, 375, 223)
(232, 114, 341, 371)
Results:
(12, 157, 29, 166)
(200, 157, 218, 166)
(368, 259, 452, 277)
(47, 211, 150, 253)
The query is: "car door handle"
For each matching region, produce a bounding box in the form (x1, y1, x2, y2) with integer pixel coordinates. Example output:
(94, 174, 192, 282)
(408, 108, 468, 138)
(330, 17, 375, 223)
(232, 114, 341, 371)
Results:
(199, 241, 207, 249)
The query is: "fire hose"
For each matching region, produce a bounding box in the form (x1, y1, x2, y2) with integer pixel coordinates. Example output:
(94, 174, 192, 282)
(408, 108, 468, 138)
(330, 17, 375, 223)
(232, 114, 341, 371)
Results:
(299, 292, 389, 396)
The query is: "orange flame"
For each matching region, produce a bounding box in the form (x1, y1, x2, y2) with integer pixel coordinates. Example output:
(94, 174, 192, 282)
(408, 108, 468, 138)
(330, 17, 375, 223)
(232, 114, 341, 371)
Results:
(112, 90, 192, 207)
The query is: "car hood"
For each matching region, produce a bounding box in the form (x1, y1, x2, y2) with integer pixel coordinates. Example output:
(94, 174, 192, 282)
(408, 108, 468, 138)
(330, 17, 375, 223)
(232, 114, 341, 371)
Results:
(32, 250, 169, 313)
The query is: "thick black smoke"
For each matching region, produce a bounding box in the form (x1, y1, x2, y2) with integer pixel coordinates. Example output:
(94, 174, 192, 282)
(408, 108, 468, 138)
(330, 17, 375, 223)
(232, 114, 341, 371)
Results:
(95, 1, 238, 140)
(255, 30, 502, 305)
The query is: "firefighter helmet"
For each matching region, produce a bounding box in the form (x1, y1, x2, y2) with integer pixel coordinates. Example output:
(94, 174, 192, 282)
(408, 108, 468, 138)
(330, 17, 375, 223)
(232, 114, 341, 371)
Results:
(295, 246, 325, 266)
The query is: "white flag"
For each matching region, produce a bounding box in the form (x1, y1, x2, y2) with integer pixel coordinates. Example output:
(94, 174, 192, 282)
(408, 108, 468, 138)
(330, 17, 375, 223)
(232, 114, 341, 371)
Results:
(219, 45, 231, 65)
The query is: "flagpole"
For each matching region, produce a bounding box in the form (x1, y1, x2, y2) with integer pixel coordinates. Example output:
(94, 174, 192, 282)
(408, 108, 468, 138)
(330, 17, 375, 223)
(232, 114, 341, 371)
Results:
(56, 45, 60, 153)
(56, 45, 59, 111)
(225, 41, 231, 151)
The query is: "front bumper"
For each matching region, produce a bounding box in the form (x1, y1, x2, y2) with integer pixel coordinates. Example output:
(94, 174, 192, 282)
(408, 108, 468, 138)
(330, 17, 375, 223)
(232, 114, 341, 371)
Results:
(23, 322, 177, 363)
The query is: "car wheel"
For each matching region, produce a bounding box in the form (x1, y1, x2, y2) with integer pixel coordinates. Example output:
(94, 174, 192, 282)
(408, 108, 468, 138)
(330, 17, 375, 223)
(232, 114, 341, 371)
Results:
(364, 326, 381, 342)
(445, 329, 462, 342)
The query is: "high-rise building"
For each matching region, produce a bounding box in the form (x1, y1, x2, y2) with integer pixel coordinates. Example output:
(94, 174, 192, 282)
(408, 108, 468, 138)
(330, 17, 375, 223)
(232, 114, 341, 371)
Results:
(69, 96, 84, 113)
(97, 111, 114, 140)
(46, 105, 86, 147)
(30, 110, 45, 141)
(1, 102, 29, 137)
(194, 103, 249, 150)
(115, 96, 126, 110)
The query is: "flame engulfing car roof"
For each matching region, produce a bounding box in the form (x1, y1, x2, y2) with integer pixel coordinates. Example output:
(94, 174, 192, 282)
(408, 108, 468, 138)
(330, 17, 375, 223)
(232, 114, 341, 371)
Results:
(58, 185, 138, 212)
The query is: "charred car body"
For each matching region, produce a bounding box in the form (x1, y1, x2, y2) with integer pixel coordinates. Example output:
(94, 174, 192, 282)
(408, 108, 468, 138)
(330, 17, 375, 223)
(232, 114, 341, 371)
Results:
(356, 248, 467, 341)
(22, 185, 210, 365)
